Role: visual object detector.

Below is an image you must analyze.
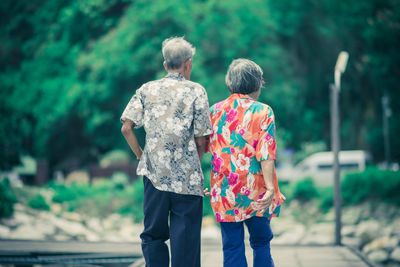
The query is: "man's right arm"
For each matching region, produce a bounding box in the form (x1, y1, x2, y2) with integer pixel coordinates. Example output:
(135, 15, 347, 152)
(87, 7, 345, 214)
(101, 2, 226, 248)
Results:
(195, 136, 207, 161)
(121, 119, 143, 160)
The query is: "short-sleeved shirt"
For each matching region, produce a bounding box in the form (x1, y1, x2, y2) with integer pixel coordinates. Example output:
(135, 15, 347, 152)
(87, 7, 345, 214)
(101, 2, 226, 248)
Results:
(208, 93, 285, 222)
(121, 72, 212, 196)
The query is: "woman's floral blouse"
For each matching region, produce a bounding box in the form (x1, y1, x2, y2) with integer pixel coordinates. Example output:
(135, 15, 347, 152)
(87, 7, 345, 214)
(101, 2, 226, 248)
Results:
(208, 94, 285, 222)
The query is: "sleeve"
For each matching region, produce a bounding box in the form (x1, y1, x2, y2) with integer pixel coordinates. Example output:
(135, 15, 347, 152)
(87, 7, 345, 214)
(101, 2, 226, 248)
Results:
(255, 106, 277, 161)
(193, 87, 212, 137)
(120, 87, 144, 129)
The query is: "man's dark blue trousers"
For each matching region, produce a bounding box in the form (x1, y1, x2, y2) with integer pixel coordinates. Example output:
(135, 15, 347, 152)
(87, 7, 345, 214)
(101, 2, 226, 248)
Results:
(140, 176, 203, 267)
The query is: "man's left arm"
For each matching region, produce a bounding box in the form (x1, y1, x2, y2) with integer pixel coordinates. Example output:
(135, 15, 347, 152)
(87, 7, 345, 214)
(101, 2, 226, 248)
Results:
(193, 87, 212, 161)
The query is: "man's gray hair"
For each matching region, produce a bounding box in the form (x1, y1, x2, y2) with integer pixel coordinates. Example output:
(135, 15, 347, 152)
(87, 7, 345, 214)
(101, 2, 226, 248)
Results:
(162, 37, 196, 70)
(225, 59, 264, 95)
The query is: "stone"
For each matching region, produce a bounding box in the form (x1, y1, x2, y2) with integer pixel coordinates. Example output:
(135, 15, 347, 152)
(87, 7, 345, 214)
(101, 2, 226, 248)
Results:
(84, 231, 101, 242)
(363, 236, 398, 254)
(34, 220, 56, 236)
(51, 203, 62, 214)
(51, 216, 89, 237)
(9, 224, 45, 240)
(13, 211, 34, 225)
(103, 213, 122, 230)
(65, 171, 89, 185)
(342, 205, 362, 225)
(390, 247, 400, 262)
(389, 218, 400, 236)
(355, 220, 381, 245)
(322, 209, 335, 222)
(62, 212, 82, 222)
(342, 225, 357, 237)
(367, 249, 388, 263)
(300, 233, 334, 245)
(272, 224, 306, 245)
(86, 218, 103, 233)
(342, 237, 362, 248)
(0, 224, 10, 238)
(118, 224, 141, 242)
(308, 222, 334, 235)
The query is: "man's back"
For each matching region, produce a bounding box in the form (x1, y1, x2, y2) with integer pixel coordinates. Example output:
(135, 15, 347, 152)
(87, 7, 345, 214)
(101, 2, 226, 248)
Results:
(121, 72, 211, 196)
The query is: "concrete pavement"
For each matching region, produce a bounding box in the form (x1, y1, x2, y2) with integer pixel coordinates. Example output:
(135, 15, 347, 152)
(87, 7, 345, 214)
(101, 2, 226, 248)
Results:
(201, 240, 374, 267)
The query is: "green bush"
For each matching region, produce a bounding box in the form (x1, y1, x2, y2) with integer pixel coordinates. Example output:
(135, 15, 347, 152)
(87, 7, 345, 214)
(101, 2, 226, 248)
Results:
(201, 153, 214, 218)
(117, 177, 144, 222)
(0, 178, 17, 218)
(28, 194, 50, 211)
(342, 167, 400, 205)
(111, 172, 129, 190)
(292, 177, 318, 201)
(317, 186, 334, 212)
(52, 184, 80, 203)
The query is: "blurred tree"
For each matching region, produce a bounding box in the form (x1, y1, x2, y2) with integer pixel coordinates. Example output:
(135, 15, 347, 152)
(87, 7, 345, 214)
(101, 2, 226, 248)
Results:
(1, 0, 399, 171)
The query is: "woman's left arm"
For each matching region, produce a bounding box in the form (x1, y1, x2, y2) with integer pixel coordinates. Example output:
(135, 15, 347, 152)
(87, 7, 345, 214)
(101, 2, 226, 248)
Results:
(257, 159, 275, 213)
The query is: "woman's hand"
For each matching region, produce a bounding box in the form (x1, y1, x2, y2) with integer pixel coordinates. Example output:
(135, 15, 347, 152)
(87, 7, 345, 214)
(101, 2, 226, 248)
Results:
(203, 188, 210, 196)
(256, 189, 274, 214)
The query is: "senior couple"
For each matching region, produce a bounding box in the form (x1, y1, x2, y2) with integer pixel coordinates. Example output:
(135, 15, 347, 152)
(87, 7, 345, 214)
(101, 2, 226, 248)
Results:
(121, 37, 285, 267)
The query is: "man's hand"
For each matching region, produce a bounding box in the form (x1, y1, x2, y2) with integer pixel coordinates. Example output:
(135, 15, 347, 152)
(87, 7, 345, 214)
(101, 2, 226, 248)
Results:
(203, 187, 210, 196)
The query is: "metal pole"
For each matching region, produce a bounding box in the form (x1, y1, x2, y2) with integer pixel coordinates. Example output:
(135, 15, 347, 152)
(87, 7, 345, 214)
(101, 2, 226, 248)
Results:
(382, 94, 391, 168)
(330, 83, 342, 246)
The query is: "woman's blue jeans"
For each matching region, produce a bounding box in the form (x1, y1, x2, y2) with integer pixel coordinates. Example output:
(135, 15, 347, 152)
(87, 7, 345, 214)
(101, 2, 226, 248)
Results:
(220, 216, 274, 267)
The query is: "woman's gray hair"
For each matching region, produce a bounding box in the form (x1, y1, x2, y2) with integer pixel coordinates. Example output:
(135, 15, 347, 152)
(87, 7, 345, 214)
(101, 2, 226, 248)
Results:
(225, 59, 264, 94)
(162, 37, 196, 70)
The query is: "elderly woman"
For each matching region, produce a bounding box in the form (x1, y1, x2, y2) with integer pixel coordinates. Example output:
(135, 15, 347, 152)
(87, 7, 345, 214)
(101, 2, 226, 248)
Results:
(121, 37, 212, 267)
(208, 59, 285, 267)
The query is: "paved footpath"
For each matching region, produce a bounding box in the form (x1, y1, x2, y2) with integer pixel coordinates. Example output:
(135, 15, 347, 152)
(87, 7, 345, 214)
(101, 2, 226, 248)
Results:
(0, 239, 375, 267)
(201, 240, 374, 267)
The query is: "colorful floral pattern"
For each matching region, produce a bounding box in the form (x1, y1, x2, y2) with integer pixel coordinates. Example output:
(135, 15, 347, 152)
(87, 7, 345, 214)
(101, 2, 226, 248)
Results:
(208, 94, 285, 222)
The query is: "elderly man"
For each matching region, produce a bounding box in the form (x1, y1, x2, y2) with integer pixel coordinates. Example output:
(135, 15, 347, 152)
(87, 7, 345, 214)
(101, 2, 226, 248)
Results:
(121, 37, 212, 267)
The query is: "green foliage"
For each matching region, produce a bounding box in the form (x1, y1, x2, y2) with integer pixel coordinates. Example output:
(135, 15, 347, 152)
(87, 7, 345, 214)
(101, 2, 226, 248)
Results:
(118, 177, 144, 222)
(47, 177, 145, 221)
(341, 167, 400, 205)
(28, 194, 50, 211)
(0, 178, 17, 218)
(1, 0, 399, 170)
(292, 177, 318, 201)
(317, 186, 334, 212)
(111, 172, 129, 190)
(52, 184, 82, 203)
(201, 153, 214, 218)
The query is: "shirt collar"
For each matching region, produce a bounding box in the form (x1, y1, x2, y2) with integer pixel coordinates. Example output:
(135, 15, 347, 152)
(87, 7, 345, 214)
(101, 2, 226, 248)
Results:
(228, 93, 253, 100)
(166, 72, 185, 81)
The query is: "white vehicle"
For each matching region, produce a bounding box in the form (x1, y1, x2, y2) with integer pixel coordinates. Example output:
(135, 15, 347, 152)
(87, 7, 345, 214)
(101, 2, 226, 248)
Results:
(277, 150, 372, 186)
